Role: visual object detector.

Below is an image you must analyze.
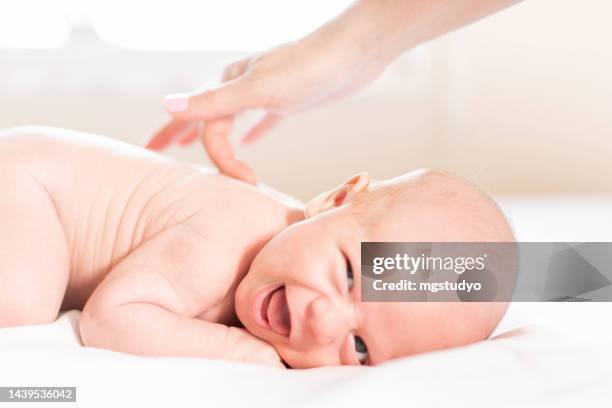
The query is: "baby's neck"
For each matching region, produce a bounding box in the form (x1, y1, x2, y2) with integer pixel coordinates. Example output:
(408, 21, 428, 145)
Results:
(200, 178, 304, 326)
(253, 182, 306, 226)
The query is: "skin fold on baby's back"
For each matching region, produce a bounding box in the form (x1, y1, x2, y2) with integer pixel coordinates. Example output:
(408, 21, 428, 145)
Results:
(0, 126, 293, 312)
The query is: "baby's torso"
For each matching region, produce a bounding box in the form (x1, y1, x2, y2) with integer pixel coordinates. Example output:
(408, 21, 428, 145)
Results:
(5, 127, 292, 316)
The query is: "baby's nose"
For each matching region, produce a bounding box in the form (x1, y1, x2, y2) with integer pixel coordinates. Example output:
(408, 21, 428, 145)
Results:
(304, 296, 352, 345)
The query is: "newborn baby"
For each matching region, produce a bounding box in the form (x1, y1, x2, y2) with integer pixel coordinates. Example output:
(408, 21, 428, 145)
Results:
(0, 126, 513, 368)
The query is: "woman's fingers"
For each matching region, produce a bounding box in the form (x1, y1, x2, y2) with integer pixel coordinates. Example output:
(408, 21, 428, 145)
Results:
(147, 116, 257, 184)
(150, 57, 254, 151)
(150, 56, 261, 183)
(164, 78, 263, 121)
(242, 113, 283, 144)
(146, 119, 199, 150)
(222, 58, 251, 81)
(177, 122, 203, 146)
(202, 116, 257, 185)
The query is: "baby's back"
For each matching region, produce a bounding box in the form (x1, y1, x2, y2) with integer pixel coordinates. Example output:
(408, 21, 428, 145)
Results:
(0, 126, 288, 310)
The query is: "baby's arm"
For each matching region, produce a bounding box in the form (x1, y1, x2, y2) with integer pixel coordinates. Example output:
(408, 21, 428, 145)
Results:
(79, 223, 282, 367)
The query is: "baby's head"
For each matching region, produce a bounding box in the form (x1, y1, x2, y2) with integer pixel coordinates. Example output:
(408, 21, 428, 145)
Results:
(235, 169, 514, 368)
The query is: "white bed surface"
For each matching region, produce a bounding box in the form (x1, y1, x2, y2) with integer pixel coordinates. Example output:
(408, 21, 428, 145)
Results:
(498, 196, 612, 241)
(1, 198, 612, 408)
(2, 307, 612, 408)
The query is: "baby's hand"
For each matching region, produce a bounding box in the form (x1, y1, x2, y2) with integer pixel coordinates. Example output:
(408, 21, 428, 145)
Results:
(225, 327, 285, 369)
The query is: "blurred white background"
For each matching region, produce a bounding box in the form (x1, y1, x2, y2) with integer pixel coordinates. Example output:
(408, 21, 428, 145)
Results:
(1, 0, 611, 200)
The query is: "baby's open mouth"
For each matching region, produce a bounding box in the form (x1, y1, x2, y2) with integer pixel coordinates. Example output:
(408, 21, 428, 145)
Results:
(259, 285, 291, 337)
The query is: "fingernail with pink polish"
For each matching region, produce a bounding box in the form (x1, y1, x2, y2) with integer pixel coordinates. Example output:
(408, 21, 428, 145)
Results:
(164, 94, 189, 113)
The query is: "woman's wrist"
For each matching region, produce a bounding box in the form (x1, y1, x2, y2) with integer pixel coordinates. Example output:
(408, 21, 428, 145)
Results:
(295, 4, 395, 75)
(305, 0, 411, 69)
(309, 0, 522, 67)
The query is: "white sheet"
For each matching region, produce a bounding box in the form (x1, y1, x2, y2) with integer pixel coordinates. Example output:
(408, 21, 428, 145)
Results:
(1, 198, 612, 408)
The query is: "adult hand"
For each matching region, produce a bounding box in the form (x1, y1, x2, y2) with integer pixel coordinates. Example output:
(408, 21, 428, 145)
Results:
(146, 0, 521, 184)
(147, 31, 391, 184)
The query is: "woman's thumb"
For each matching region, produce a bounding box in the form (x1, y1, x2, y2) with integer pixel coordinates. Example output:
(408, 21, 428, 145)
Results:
(164, 79, 261, 120)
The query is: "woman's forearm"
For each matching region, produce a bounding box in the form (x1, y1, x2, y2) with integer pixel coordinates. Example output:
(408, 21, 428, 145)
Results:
(315, 0, 522, 63)
(152, 0, 524, 168)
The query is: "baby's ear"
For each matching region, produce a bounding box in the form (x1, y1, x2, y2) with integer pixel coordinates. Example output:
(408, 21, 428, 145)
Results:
(305, 172, 370, 218)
